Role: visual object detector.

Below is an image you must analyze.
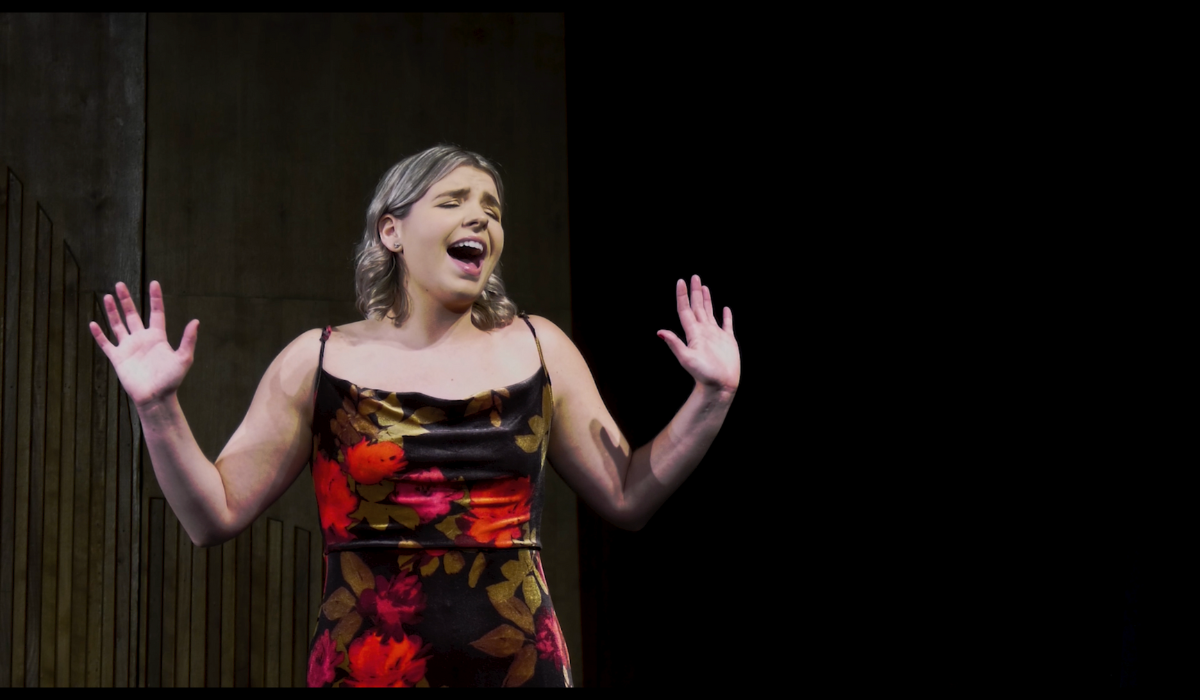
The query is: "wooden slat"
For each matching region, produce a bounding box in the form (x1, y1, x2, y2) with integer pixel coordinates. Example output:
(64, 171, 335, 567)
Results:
(136, 441, 151, 688)
(206, 544, 221, 687)
(189, 542, 206, 686)
(54, 245, 79, 687)
(68, 295, 93, 687)
(173, 526, 191, 687)
(265, 518, 282, 687)
(22, 206, 52, 686)
(114, 387, 132, 686)
(221, 539, 236, 687)
(10, 167, 40, 688)
(160, 508, 178, 688)
(146, 498, 165, 687)
(234, 527, 251, 686)
(278, 524, 294, 687)
(100, 359, 119, 686)
(249, 518, 266, 687)
(39, 213, 66, 686)
(85, 300, 108, 686)
(292, 528, 310, 688)
(1, 169, 24, 688)
(128, 398, 142, 687)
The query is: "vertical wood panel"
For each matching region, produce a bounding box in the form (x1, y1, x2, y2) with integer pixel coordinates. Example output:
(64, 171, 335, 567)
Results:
(146, 499, 165, 687)
(160, 509, 178, 688)
(173, 527, 190, 688)
(85, 298, 107, 686)
(292, 528, 309, 689)
(128, 399, 142, 687)
(100, 360, 118, 686)
(265, 518, 282, 687)
(39, 215, 65, 686)
(114, 389, 132, 686)
(220, 539, 236, 687)
(54, 246, 78, 687)
(189, 543, 206, 686)
(205, 545, 221, 687)
(0, 170, 23, 687)
(249, 518, 266, 687)
(234, 527, 251, 686)
(10, 165, 38, 688)
(24, 205, 52, 686)
(68, 295, 93, 687)
(278, 524, 294, 687)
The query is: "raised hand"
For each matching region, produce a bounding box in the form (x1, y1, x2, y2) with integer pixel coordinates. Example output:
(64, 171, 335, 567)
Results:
(657, 275, 740, 395)
(89, 280, 200, 409)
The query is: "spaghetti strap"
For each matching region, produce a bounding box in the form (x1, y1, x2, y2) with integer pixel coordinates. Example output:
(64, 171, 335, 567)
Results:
(313, 325, 332, 396)
(519, 312, 551, 386)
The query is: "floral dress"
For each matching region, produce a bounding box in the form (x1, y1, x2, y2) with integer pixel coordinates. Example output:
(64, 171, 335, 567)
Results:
(305, 315, 572, 687)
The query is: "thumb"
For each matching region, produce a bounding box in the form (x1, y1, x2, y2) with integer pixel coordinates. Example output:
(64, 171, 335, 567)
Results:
(177, 319, 200, 362)
(657, 330, 687, 360)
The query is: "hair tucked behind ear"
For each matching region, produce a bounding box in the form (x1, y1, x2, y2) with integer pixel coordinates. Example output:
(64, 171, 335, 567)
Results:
(354, 145, 517, 330)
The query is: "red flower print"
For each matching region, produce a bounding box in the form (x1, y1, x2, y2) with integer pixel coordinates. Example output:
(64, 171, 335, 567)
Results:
(344, 631, 429, 687)
(534, 608, 568, 671)
(390, 467, 464, 523)
(457, 477, 532, 547)
(343, 439, 408, 485)
(313, 451, 358, 544)
(307, 629, 343, 687)
(357, 570, 426, 640)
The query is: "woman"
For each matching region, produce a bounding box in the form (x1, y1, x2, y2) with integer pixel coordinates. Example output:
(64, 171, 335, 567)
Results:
(90, 145, 739, 687)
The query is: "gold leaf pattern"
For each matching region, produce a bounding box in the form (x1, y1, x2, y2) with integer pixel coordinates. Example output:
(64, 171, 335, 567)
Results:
(320, 586, 356, 620)
(416, 677, 430, 688)
(444, 551, 465, 574)
(469, 624, 526, 658)
(492, 595, 535, 635)
(397, 553, 416, 569)
(355, 480, 395, 503)
(358, 397, 383, 416)
(434, 515, 461, 540)
(409, 406, 446, 424)
(523, 575, 542, 614)
(501, 558, 531, 583)
(340, 552, 376, 596)
(464, 390, 493, 417)
(348, 500, 420, 531)
(331, 609, 363, 649)
(468, 553, 486, 588)
(487, 579, 521, 605)
(490, 409, 501, 427)
(420, 556, 440, 577)
(503, 644, 538, 688)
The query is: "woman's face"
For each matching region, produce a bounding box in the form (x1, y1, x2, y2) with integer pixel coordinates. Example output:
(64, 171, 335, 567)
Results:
(382, 165, 505, 313)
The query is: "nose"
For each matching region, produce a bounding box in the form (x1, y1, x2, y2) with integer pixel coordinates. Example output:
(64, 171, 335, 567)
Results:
(463, 206, 489, 232)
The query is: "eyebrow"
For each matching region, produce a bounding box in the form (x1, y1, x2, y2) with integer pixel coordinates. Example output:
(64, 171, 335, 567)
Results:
(433, 188, 502, 213)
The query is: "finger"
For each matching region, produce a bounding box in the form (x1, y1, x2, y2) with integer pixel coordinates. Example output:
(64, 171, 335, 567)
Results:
(723, 306, 734, 335)
(674, 279, 696, 333)
(88, 321, 115, 355)
(148, 280, 166, 331)
(702, 285, 715, 323)
(177, 319, 200, 363)
(116, 281, 145, 332)
(104, 293, 128, 342)
(657, 329, 688, 361)
(689, 275, 705, 321)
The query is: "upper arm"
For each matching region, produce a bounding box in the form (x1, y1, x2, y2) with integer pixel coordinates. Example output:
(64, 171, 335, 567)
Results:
(527, 316, 635, 525)
(213, 328, 323, 533)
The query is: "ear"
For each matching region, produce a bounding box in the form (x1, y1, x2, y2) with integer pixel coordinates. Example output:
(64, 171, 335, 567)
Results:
(379, 214, 403, 252)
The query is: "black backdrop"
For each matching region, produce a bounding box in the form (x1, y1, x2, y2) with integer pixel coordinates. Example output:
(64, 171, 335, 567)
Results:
(564, 15, 769, 686)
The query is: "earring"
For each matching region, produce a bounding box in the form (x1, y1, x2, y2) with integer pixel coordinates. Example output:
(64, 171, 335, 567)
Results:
(395, 244, 403, 253)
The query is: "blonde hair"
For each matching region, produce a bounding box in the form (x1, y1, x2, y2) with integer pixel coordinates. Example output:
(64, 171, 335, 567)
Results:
(354, 145, 518, 330)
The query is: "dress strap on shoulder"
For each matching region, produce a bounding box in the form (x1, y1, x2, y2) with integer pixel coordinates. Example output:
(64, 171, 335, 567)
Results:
(518, 313, 551, 386)
(314, 325, 332, 395)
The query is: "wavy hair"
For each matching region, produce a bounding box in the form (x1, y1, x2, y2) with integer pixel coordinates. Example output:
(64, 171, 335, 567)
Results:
(354, 145, 518, 330)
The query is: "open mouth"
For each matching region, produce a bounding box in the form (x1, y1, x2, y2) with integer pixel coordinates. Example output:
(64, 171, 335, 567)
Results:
(447, 239, 486, 277)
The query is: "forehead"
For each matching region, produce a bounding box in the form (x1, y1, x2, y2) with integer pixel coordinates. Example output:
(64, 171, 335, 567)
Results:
(427, 166, 499, 200)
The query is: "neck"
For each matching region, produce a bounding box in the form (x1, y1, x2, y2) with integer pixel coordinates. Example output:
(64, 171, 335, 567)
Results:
(387, 293, 478, 349)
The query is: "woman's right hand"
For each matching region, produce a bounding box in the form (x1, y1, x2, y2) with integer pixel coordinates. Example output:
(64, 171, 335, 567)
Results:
(89, 280, 200, 409)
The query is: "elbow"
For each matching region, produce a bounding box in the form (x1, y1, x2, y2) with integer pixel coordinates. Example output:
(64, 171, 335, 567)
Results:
(186, 522, 237, 549)
(607, 501, 652, 532)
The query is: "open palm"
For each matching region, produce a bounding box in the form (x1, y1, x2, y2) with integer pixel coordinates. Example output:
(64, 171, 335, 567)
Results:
(657, 275, 740, 394)
(89, 281, 199, 408)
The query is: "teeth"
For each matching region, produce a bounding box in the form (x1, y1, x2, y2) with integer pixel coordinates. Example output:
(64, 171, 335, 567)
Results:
(451, 240, 484, 252)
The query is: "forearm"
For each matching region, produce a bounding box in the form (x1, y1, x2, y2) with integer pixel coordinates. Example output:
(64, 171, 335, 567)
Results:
(137, 393, 235, 546)
(619, 382, 735, 529)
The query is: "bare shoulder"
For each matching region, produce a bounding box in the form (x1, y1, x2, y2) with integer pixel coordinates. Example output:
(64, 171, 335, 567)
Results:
(523, 315, 577, 359)
(267, 327, 328, 401)
(523, 315, 595, 388)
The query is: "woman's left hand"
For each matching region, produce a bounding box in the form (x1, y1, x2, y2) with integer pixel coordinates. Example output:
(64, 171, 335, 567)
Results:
(657, 275, 740, 396)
